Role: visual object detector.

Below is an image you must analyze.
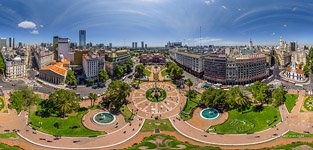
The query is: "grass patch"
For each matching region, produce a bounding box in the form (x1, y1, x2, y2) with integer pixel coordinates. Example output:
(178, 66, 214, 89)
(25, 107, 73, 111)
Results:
(145, 88, 167, 102)
(161, 70, 169, 77)
(303, 96, 313, 111)
(141, 119, 175, 132)
(143, 69, 151, 76)
(0, 143, 22, 150)
(285, 94, 298, 113)
(29, 106, 103, 137)
(180, 92, 201, 120)
(0, 97, 4, 111)
(209, 106, 281, 134)
(262, 142, 313, 150)
(124, 134, 219, 150)
(283, 131, 313, 138)
(120, 105, 133, 122)
(0, 132, 17, 139)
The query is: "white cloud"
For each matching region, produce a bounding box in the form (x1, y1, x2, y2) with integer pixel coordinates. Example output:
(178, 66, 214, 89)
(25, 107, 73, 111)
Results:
(292, 7, 297, 12)
(283, 24, 287, 27)
(204, 0, 215, 5)
(30, 30, 39, 35)
(238, 8, 242, 11)
(272, 32, 276, 36)
(18, 21, 37, 29)
(40, 25, 44, 28)
(221, 5, 227, 9)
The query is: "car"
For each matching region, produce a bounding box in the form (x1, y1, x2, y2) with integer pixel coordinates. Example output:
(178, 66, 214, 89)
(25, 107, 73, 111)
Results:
(92, 84, 98, 89)
(122, 76, 127, 80)
(98, 83, 105, 88)
(97, 94, 101, 97)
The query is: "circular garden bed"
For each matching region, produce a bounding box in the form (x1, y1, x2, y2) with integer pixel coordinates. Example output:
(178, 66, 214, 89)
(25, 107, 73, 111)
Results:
(146, 88, 167, 102)
(304, 97, 313, 111)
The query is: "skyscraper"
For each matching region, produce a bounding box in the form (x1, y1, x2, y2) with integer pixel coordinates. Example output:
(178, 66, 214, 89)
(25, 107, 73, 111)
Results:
(79, 30, 86, 48)
(9, 37, 14, 49)
(141, 41, 144, 50)
(1, 38, 7, 49)
(53, 36, 59, 60)
(290, 42, 296, 51)
(135, 42, 138, 49)
(132, 42, 135, 49)
(109, 43, 112, 49)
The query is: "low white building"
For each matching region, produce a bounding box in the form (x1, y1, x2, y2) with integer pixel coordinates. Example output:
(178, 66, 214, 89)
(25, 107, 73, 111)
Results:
(83, 53, 105, 79)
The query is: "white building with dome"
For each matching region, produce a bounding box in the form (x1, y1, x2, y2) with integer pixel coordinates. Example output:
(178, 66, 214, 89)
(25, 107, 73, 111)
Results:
(283, 58, 306, 81)
(2, 51, 27, 80)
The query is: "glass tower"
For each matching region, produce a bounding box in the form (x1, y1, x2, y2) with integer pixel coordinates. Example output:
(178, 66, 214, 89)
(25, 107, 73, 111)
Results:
(79, 30, 86, 47)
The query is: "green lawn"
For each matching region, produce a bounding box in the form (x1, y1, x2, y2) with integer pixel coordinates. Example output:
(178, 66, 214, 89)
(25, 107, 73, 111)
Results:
(0, 132, 17, 139)
(283, 131, 313, 138)
(180, 93, 201, 120)
(209, 106, 281, 134)
(29, 108, 103, 137)
(141, 119, 175, 132)
(161, 70, 169, 77)
(0, 143, 22, 150)
(124, 134, 219, 150)
(262, 142, 313, 150)
(143, 69, 151, 76)
(285, 94, 298, 113)
(0, 97, 4, 111)
(120, 105, 133, 122)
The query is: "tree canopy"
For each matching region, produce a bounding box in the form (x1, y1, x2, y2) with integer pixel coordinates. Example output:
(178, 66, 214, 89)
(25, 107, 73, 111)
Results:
(135, 64, 145, 78)
(48, 89, 81, 118)
(271, 86, 285, 107)
(247, 81, 268, 105)
(99, 69, 109, 83)
(9, 86, 39, 113)
(101, 80, 131, 112)
(66, 70, 77, 86)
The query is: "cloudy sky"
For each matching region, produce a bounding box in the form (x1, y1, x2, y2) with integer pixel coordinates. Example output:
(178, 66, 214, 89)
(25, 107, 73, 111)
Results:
(1, 0, 313, 46)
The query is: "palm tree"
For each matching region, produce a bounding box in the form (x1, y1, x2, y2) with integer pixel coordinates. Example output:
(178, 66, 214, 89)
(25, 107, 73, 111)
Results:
(185, 79, 193, 100)
(88, 93, 98, 107)
(235, 92, 249, 113)
(57, 99, 72, 118)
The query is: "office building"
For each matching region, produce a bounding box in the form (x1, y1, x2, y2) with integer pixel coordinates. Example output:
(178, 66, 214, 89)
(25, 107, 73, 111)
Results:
(9, 37, 14, 49)
(58, 38, 70, 60)
(33, 46, 54, 69)
(105, 49, 130, 75)
(53, 36, 59, 60)
(145, 44, 147, 49)
(1, 38, 7, 49)
(79, 30, 86, 48)
(135, 42, 138, 49)
(83, 53, 105, 79)
(290, 42, 296, 52)
(276, 36, 291, 67)
(140, 53, 166, 65)
(141, 41, 144, 50)
(203, 53, 269, 85)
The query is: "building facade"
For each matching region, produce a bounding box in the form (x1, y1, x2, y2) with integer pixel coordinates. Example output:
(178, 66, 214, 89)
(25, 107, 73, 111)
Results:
(33, 47, 54, 69)
(105, 49, 130, 76)
(2, 50, 27, 79)
(139, 53, 166, 64)
(203, 53, 269, 85)
(38, 55, 70, 85)
(83, 53, 105, 79)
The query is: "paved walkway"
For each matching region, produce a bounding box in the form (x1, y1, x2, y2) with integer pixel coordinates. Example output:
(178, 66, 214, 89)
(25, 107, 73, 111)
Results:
(169, 90, 313, 146)
(128, 82, 186, 119)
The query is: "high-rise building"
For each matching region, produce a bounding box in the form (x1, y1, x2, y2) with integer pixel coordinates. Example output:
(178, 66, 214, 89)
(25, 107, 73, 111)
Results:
(132, 42, 135, 49)
(290, 42, 296, 51)
(1, 38, 7, 49)
(141, 41, 144, 50)
(53, 36, 59, 60)
(79, 30, 86, 48)
(248, 39, 253, 49)
(135, 42, 138, 49)
(58, 38, 70, 60)
(145, 44, 147, 49)
(109, 43, 112, 49)
(9, 37, 14, 49)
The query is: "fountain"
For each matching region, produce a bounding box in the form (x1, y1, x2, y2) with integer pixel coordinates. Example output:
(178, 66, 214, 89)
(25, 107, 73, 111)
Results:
(200, 108, 220, 120)
(93, 112, 116, 125)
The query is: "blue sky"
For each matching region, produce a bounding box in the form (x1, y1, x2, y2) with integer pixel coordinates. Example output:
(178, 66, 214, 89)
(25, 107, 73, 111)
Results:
(1, 0, 313, 46)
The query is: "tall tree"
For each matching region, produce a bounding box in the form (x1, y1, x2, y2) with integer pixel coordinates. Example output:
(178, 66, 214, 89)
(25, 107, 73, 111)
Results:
(185, 79, 193, 100)
(49, 89, 80, 118)
(247, 81, 268, 105)
(88, 93, 98, 107)
(99, 69, 109, 83)
(66, 70, 77, 86)
(114, 64, 124, 79)
(271, 86, 285, 107)
(9, 86, 38, 113)
(226, 87, 249, 113)
(101, 80, 131, 112)
(135, 64, 145, 78)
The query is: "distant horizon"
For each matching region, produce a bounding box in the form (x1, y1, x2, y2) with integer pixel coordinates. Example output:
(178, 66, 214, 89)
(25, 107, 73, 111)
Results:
(1, 0, 313, 47)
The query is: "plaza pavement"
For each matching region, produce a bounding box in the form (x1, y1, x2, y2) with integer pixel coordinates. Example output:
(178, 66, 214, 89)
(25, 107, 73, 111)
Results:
(0, 82, 313, 149)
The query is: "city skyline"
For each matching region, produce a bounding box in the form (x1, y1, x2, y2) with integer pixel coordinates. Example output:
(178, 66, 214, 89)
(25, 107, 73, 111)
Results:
(1, 0, 313, 46)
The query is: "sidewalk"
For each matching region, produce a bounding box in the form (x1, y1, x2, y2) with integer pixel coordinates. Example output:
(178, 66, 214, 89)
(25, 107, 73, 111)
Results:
(35, 77, 66, 89)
